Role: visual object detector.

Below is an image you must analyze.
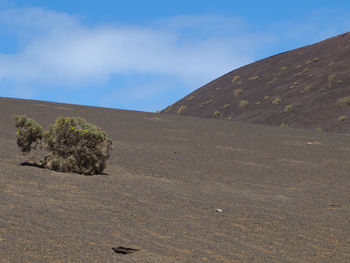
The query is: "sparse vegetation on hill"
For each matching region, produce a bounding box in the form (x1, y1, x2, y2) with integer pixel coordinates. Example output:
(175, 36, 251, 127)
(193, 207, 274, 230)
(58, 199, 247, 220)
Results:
(161, 32, 350, 133)
(13, 115, 112, 175)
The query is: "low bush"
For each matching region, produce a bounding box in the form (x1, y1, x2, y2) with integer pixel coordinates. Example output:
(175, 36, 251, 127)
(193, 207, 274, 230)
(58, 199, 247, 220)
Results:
(234, 88, 243, 96)
(177, 105, 187, 114)
(213, 110, 221, 117)
(338, 115, 347, 121)
(272, 96, 282, 104)
(239, 100, 249, 108)
(337, 96, 350, 107)
(328, 73, 337, 81)
(14, 116, 112, 175)
(13, 115, 43, 153)
(284, 104, 293, 112)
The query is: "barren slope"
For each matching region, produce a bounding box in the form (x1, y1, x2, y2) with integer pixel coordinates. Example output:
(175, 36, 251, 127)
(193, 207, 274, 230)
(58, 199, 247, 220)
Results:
(1, 97, 350, 262)
(162, 32, 350, 133)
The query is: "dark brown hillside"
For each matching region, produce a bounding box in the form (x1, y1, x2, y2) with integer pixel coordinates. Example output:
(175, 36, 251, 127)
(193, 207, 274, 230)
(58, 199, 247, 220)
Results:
(162, 32, 350, 133)
(1, 97, 350, 262)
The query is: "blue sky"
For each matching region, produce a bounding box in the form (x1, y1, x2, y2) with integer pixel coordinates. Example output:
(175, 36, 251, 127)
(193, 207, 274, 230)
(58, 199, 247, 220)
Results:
(1, 0, 350, 112)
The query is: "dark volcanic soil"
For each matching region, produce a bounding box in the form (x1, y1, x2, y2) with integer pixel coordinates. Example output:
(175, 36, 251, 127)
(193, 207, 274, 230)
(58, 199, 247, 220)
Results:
(162, 32, 350, 134)
(1, 97, 350, 262)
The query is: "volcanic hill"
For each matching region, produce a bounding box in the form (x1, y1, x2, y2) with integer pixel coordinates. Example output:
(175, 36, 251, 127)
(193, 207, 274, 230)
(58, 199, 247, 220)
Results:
(162, 32, 350, 133)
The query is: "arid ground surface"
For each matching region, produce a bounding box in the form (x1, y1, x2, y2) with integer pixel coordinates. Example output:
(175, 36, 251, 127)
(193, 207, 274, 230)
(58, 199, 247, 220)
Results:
(163, 32, 350, 134)
(1, 97, 350, 262)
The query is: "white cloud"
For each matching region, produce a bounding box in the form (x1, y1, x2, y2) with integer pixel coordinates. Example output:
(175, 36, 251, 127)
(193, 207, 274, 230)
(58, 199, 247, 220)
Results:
(0, 8, 273, 93)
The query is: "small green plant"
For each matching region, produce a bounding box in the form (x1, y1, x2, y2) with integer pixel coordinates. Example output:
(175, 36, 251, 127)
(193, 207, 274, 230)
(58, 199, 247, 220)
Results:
(284, 104, 293, 112)
(186, 96, 194, 101)
(177, 105, 187, 114)
(308, 74, 313, 78)
(13, 115, 43, 153)
(313, 57, 319, 62)
(336, 79, 343, 84)
(237, 81, 243, 85)
(302, 85, 313, 92)
(316, 127, 322, 132)
(281, 66, 287, 70)
(264, 96, 270, 101)
(216, 87, 220, 91)
(328, 73, 337, 81)
(213, 110, 221, 117)
(337, 96, 350, 107)
(338, 115, 347, 121)
(296, 64, 303, 69)
(202, 99, 213, 105)
(267, 78, 278, 85)
(224, 104, 231, 109)
(232, 75, 240, 84)
(14, 116, 112, 175)
(328, 62, 335, 67)
(239, 100, 249, 108)
(234, 88, 243, 96)
(290, 81, 299, 89)
(248, 75, 259, 80)
(280, 123, 288, 127)
(305, 60, 312, 64)
(256, 101, 262, 105)
(272, 96, 282, 104)
(321, 88, 327, 92)
(302, 68, 310, 73)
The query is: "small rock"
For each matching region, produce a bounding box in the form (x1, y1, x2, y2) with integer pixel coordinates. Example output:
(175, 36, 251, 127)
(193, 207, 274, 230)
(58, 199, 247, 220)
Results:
(215, 209, 223, 213)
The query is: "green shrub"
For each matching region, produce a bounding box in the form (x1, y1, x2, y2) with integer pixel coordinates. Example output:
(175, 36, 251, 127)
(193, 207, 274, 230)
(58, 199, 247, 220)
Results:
(13, 115, 43, 153)
(302, 85, 313, 93)
(313, 57, 319, 62)
(338, 115, 347, 121)
(234, 88, 243, 96)
(14, 116, 112, 175)
(239, 100, 249, 108)
(186, 96, 194, 101)
(213, 110, 221, 117)
(305, 60, 312, 64)
(280, 123, 288, 127)
(44, 117, 112, 175)
(224, 104, 231, 109)
(316, 127, 322, 132)
(248, 75, 259, 80)
(256, 101, 262, 105)
(284, 104, 293, 112)
(267, 78, 278, 85)
(281, 66, 287, 70)
(328, 73, 336, 81)
(232, 75, 240, 84)
(337, 96, 350, 107)
(272, 96, 282, 104)
(263, 96, 270, 101)
(177, 105, 187, 114)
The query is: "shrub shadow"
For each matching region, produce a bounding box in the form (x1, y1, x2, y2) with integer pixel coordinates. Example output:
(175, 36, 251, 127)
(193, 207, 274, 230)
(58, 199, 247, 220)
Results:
(20, 162, 45, 169)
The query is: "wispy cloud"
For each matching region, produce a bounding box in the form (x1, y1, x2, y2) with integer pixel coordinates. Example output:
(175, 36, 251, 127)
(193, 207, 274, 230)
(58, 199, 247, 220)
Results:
(0, 8, 266, 90)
